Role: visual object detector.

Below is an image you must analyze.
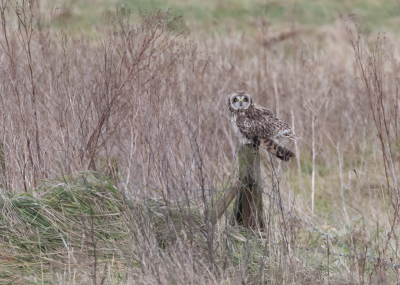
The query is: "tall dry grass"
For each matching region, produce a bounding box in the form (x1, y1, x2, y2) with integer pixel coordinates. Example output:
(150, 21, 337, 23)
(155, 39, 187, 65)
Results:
(0, 1, 399, 284)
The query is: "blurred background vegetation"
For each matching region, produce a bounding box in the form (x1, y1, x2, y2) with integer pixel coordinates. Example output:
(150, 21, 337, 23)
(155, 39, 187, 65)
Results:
(51, 0, 400, 33)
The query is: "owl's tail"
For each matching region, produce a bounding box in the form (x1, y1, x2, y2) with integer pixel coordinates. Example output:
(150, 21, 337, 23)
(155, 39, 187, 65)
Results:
(263, 139, 295, 162)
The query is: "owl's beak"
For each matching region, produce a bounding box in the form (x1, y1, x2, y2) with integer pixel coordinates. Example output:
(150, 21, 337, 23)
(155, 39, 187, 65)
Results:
(240, 102, 242, 107)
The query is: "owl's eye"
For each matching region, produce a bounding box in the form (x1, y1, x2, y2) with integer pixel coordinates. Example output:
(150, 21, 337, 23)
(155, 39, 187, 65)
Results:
(243, 98, 247, 102)
(234, 98, 239, 102)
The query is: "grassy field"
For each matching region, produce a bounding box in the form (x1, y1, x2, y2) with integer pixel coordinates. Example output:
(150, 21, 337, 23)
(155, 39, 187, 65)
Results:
(0, 0, 400, 284)
(53, 0, 400, 33)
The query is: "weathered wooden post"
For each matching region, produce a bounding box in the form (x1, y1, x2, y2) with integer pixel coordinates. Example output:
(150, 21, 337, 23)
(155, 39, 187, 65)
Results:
(0, 142, 6, 189)
(209, 144, 263, 229)
(210, 171, 240, 226)
(235, 144, 263, 229)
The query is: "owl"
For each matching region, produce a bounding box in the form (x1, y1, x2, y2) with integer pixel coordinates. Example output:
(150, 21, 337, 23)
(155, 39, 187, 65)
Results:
(227, 91, 298, 161)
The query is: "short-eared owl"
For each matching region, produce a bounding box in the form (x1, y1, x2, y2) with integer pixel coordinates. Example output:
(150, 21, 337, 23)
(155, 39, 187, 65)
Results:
(227, 91, 298, 161)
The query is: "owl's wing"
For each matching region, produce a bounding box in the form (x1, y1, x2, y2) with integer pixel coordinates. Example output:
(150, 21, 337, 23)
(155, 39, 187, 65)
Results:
(236, 104, 298, 145)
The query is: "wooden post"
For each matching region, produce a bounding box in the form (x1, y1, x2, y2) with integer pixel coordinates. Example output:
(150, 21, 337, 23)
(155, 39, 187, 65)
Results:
(209, 171, 239, 226)
(0, 142, 6, 189)
(235, 144, 263, 229)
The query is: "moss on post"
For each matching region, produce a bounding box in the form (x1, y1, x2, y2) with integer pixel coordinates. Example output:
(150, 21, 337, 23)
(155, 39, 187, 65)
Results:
(235, 144, 263, 229)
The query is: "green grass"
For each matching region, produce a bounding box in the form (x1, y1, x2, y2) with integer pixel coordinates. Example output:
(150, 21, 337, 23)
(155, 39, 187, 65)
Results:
(0, 174, 128, 282)
(1, 171, 383, 283)
(50, 0, 400, 33)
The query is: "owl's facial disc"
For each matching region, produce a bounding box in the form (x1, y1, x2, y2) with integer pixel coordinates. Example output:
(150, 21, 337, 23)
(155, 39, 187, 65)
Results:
(230, 93, 251, 110)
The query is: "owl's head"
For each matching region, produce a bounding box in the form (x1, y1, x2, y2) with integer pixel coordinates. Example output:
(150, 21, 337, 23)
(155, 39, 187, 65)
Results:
(228, 91, 252, 111)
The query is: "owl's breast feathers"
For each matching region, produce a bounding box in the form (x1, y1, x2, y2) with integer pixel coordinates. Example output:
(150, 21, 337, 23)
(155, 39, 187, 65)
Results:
(234, 104, 298, 161)
(235, 103, 295, 141)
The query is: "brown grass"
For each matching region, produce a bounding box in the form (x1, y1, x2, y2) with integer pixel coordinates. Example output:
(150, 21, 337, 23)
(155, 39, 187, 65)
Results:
(0, 1, 399, 284)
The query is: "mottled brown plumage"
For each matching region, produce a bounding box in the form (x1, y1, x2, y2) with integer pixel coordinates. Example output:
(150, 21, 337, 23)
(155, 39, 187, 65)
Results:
(227, 91, 298, 161)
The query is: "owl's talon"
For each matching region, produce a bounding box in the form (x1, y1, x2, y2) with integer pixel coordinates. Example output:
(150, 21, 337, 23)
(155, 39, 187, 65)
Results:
(252, 136, 260, 148)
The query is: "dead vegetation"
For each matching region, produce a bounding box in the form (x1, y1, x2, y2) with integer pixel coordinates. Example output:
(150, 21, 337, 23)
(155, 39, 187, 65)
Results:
(0, 1, 399, 284)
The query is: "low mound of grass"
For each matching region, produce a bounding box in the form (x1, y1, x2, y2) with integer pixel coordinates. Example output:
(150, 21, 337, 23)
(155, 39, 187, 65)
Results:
(0, 174, 129, 283)
(0, 172, 394, 284)
(0, 173, 287, 283)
